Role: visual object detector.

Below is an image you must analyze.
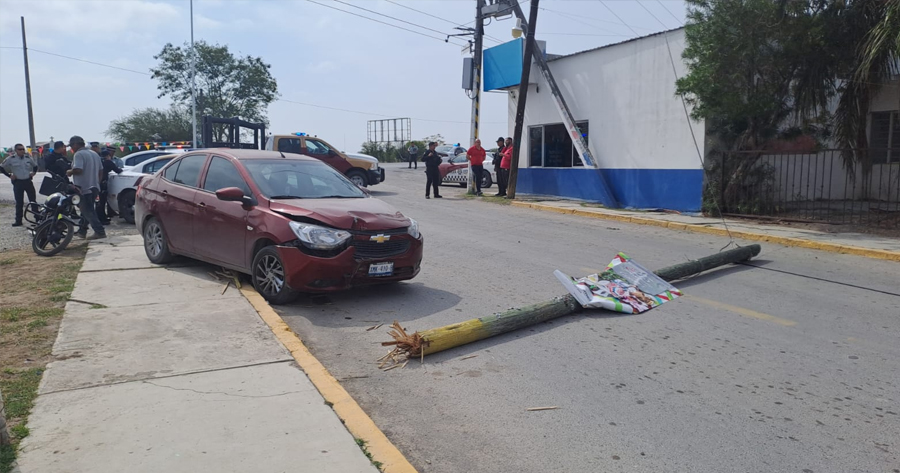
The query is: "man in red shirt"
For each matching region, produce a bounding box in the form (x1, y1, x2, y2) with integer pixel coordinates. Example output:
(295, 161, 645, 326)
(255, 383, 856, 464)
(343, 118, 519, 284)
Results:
(467, 139, 486, 196)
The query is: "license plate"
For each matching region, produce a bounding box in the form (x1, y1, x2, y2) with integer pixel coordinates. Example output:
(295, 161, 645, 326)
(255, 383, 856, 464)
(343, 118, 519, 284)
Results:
(368, 262, 394, 277)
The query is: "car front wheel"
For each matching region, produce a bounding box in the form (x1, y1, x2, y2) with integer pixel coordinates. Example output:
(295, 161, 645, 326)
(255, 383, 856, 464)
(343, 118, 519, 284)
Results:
(347, 170, 367, 188)
(252, 246, 299, 305)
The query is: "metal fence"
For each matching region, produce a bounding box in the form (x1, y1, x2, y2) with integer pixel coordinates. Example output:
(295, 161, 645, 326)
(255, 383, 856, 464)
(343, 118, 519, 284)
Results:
(716, 149, 900, 228)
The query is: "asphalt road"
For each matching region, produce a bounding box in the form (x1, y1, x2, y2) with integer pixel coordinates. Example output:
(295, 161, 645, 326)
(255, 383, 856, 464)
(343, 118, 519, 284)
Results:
(277, 163, 900, 473)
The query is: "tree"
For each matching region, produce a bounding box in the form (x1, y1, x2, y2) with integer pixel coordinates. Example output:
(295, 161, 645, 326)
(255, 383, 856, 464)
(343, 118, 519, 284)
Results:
(830, 0, 900, 174)
(107, 106, 192, 143)
(150, 40, 278, 142)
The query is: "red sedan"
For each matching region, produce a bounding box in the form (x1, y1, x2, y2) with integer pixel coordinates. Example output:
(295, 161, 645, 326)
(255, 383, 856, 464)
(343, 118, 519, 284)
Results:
(134, 149, 423, 304)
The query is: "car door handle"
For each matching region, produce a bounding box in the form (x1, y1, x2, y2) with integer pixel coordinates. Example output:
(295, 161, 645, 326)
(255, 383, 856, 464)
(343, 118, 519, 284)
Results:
(162, 190, 168, 195)
(197, 202, 206, 208)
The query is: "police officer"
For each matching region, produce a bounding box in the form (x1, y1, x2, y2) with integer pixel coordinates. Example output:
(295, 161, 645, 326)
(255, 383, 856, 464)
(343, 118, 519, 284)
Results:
(97, 149, 123, 224)
(44, 141, 71, 181)
(1, 143, 38, 227)
(421, 141, 445, 199)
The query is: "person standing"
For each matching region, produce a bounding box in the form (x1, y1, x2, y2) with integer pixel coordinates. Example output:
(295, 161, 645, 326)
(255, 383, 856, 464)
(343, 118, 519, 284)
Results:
(97, 149, 123, 224)
(466, 139, 486, 196)
(421, 141, 445, 199)
(106, 147, 124, 169)
(67, 136, 106, 239)
(407, 142, 418, 169)
(44, 141, 71, 181)
(1, 143, 38, 227)
(497, 137, 513, 197)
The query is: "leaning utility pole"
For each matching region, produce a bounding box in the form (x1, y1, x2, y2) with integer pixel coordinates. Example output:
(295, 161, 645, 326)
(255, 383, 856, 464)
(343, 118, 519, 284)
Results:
(467, 0, 485, 195)
(190, 0, 197, 148)
(507, 1, 618, 207)
(20, 17, 37, 161)
(506, 0, 539, 199)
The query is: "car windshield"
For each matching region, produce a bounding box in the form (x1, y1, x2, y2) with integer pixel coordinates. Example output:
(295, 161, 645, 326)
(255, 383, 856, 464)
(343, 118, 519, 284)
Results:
(436, 146, 455, 154)
(243, 159, 365, 199)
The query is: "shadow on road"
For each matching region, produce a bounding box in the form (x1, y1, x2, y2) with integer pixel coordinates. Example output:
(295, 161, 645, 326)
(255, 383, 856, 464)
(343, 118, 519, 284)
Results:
(277, 281, 463, 328)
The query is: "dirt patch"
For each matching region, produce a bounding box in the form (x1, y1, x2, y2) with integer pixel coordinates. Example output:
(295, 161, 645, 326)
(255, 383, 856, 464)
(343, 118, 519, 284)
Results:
(0, 243, 87, 471)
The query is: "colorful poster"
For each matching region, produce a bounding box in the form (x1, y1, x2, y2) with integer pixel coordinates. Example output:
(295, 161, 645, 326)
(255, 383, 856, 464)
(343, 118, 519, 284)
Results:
(554, 253, 682, 314)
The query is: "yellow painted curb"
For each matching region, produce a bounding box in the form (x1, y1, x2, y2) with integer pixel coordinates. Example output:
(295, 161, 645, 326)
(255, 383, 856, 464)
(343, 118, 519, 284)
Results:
(508, 201, 900, 263)
(240, 287, 418, 473)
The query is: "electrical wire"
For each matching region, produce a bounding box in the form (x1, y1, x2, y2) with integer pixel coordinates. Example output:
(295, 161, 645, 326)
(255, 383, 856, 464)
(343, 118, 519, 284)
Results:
(657, 0, 684, 26)
(598, 1, 641, 37)
(331, 0, 458, 38)
(540, 5, 654, 34)
(637, 1, 673, 30)
(305, 0, 465, 46)
(0, 46, 151, 76)
(383, 0, 503, 44)
(638, 1, 737, 247)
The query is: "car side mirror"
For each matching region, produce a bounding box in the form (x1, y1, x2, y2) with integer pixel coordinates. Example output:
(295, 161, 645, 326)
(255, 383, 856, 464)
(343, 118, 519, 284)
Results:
(216, 187, 245, 202)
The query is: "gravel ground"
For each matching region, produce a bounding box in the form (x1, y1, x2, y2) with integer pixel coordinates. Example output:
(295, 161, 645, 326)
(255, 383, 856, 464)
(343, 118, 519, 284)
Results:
(0, 201, 139, 252)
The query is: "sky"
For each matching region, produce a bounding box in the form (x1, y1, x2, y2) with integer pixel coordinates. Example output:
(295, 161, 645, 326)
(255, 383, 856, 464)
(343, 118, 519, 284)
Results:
(0, 0, 686, 152)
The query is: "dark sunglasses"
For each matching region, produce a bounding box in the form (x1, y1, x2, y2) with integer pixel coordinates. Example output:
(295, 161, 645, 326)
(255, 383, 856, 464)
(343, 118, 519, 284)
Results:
(15, 148, 25, 151)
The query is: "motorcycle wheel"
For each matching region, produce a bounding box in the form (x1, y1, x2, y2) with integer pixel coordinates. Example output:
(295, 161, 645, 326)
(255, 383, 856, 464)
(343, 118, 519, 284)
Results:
(32, 219, 75, 257)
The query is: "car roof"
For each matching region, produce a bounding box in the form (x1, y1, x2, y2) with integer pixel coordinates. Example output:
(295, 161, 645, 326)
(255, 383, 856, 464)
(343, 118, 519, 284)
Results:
(202, 148, 319, 162)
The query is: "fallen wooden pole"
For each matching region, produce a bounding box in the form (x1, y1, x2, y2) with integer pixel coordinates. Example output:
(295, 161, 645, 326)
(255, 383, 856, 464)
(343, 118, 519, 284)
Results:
(383, 244, 761, 359)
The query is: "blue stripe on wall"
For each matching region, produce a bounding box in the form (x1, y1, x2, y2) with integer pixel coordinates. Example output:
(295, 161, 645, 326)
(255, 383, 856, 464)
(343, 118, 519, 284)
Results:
(516, 168, 703, 212)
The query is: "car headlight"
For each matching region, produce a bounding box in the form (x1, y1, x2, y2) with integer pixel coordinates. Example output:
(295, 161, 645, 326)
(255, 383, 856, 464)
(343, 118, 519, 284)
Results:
(407, 218, 420, 239)
(71, 194, 81, 206)
(289, 221, 351, 250)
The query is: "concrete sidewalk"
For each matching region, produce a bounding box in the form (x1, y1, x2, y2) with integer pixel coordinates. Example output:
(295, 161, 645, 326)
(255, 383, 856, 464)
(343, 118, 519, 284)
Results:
(16, 235, 379, 473)
(511, 200, 900, 262)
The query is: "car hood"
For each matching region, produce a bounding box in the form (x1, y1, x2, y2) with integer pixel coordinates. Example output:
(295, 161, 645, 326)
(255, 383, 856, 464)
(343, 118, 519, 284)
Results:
(346, 153, 379, 164)
(269, 197, 410, 231)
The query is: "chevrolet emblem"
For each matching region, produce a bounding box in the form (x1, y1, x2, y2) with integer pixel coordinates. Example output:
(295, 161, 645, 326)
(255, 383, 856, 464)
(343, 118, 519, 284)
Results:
(370, 234, 390, 243)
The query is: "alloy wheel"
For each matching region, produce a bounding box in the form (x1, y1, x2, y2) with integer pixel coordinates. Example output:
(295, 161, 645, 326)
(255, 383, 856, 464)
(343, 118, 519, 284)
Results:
(145, 222, 164, 258)
(254, 254, 285, 296)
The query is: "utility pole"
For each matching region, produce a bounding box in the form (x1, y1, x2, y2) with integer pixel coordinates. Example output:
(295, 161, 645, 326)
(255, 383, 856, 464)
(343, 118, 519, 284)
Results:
(20, 17, 37, 161)
(467, 0, 485, 195)
(507, 0, 539, 199)
(190, 0, 197, 148)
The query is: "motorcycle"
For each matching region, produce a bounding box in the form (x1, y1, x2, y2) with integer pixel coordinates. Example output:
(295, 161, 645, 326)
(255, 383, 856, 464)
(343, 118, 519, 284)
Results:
(30, 175, 84, 257)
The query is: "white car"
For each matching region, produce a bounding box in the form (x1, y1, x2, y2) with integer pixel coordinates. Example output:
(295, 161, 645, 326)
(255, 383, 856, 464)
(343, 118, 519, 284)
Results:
(108, 154, 179, 223)
(438, 147, 496, 188)
(120, 148, 188, 168)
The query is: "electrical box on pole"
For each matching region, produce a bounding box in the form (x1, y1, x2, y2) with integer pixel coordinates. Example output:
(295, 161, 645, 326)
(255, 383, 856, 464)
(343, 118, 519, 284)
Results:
(462, 57, 474, 91)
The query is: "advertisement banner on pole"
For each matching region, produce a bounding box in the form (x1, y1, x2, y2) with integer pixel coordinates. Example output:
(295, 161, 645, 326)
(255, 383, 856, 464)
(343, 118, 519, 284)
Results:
(555, 253, 682, 314)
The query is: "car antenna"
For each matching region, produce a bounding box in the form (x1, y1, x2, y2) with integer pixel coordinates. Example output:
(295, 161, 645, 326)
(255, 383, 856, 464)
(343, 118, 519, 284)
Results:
(280, 151, 286, 158)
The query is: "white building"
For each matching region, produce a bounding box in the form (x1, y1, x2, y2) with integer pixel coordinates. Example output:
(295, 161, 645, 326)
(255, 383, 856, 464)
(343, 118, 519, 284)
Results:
(503, 28, 705, 212)
(489, 28, 898, 215)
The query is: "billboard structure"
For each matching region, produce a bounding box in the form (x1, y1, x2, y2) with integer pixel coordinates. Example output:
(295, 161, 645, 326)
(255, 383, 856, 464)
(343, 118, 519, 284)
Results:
(367, 118, 411, 146)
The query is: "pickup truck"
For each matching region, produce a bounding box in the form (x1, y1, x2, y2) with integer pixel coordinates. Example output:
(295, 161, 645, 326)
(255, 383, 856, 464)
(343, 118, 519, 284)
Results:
(265, 134, 384, 187)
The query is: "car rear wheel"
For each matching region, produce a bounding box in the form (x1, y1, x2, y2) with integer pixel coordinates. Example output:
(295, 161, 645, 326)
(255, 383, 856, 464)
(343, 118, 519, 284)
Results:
(119, 191, 136, 224)
(347, 170, 368, 188)
(481, 170, 493, 188)
(252, 246, 299, 305)
(143, 217, 174, 264)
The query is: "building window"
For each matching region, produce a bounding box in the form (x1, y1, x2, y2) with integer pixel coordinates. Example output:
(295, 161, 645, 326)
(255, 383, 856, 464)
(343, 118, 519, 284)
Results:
(529, 126, 543, 167)
(870, 111, 899, 164)
(527, 121, 589, 167)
